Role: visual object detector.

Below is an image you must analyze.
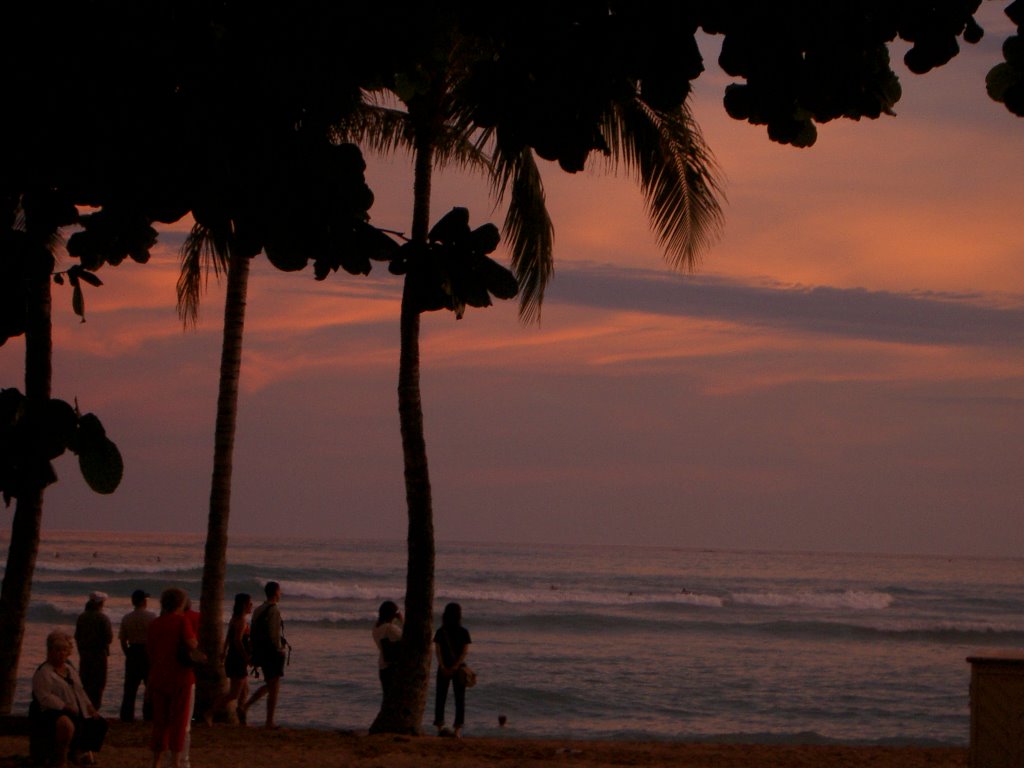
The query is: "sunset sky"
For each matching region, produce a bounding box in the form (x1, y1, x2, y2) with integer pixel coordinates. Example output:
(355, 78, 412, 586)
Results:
(3, 6, 1022, 557)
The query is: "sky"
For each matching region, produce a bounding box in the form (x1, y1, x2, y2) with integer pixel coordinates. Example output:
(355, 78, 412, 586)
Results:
(2, 7, 1023, 557)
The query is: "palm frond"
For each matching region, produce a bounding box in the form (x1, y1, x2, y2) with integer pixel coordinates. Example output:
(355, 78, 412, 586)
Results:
(602, 96, 725, 271)
(177, 222, 232, 327)
(490, 143, 555, 324)
(433, 122, 493, 175)
(335, 96, 492, 176)
(333, 102, 418, 156)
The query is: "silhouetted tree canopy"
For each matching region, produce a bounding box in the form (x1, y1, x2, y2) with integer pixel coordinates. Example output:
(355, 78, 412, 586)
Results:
(1, 2, 394, 347)
(454, 1, 995, 156)
(0, 1, 1012, 317)
(987, 0, 1024, 114)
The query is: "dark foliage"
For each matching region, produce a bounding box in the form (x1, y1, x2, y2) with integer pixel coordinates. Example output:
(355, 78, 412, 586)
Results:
(987, 0, 1024, 115)
(0, 389, 122, 505)
(1, 2, 391, 345)
(392, 208, 518, 318)
(705, 1, 985, 146)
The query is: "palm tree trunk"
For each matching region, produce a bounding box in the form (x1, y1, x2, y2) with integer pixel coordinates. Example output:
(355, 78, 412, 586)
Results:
(370, 132, 436, 734)
(0, 267, 52, 713)
(195, 248, 251, 720)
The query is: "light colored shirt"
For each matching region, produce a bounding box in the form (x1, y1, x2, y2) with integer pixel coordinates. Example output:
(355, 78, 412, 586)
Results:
(119, 607, 156, 649)
(32, 661, 93, 715)
(372, 620, 403, 669)
(252, 602, 285, 653)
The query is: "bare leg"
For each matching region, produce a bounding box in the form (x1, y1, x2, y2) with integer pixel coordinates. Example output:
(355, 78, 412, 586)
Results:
(54, 715, 74, 767)
(265, 676, 281, 728)
(211, 677, 244, 724)
(241, 681, 268, 725)
(237, 678, 250, 723)
(243, 683, 268, 713)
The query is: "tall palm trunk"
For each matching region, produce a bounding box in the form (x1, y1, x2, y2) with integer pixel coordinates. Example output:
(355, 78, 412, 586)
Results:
(0, 267, 51, 713)
(370, 129, 437, 734)
(195, 248, 251, 718)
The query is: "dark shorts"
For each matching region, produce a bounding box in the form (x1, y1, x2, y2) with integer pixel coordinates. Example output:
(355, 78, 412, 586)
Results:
(224, 651, 248, 680)
(258, 651, 284, 679)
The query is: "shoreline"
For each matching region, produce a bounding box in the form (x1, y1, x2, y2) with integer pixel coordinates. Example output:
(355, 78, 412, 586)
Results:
(0, 720, 968, 768)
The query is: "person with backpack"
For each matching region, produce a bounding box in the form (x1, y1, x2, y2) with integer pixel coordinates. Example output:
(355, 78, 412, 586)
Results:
(240, 581, 288, 729)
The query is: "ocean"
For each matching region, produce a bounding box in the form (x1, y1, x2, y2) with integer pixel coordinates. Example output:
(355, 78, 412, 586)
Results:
(4, 530, 1022, 745)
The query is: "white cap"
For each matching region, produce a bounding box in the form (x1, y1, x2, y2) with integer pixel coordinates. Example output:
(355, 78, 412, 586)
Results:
(89, 591, 108, 603)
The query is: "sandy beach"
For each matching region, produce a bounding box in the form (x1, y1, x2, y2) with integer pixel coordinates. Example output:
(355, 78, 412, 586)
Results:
(0, 720, 967, 768)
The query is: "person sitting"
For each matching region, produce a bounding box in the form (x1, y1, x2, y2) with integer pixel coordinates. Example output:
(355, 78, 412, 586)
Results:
(31, 629, 108, 767)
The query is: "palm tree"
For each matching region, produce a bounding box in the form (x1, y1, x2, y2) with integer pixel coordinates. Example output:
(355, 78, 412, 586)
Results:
(175, 223, 251, 718)
(0, 232, 54, 714)
(363, 71, 455, 734)
(349, 45, 723, 735)
(176, 137, 381, 718)
(0, 192, 80, 712)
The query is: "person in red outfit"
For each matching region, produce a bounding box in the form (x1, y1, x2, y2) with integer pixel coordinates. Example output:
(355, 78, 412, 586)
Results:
(146, 588, 197, 768)
(179, 598, 202, 768)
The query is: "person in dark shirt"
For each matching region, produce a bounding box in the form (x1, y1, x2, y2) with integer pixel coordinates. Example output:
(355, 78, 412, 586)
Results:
(241, 581, 288, 729)
(433, 602, 471, 737)
(75, 591, 113, 710)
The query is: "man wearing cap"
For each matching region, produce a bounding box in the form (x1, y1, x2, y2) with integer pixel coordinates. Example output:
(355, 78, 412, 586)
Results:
(75, 591, 113, 710)
(119, 589, 155, 722)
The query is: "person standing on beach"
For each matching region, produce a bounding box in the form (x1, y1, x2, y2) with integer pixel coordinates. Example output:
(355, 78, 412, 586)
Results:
(213, 592, 253, 723)
(241, 581, 288, 729)
(75, 591, 113, 710)
(177, 598, 201, 768)
(433, 602, 471, 738)
(372, 601, 403, 694)
(119, 589, 156, 722)
(146, 588, 198, 768)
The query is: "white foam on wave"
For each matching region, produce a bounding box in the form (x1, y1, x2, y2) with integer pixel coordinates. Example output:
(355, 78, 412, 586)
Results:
(288, 609, 375, 624)
(273, 578, 725, 608)
(862, 617, 1024, 635)
(442, 586, 725, 608)
(728, 589, 893, 611)
(279, 580, 397, 601)
(29, 598, 76, 616)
